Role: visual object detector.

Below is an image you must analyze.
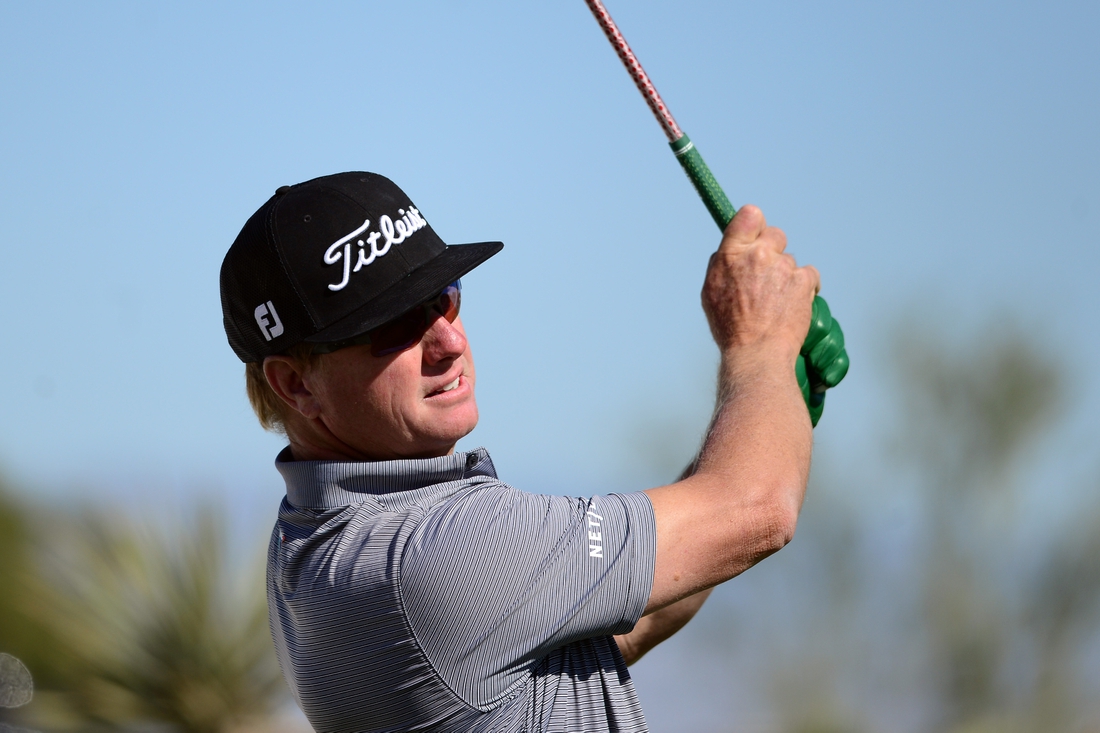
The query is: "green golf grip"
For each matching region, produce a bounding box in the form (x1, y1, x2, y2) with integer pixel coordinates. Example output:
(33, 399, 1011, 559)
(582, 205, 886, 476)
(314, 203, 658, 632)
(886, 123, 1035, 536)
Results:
(669, 134, 845, 426)
(670, 135, 736, 230)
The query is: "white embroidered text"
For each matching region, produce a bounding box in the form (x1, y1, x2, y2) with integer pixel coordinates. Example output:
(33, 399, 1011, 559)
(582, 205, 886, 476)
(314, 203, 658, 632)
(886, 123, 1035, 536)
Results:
(323, 207, 428, 291)
(587, 508, 604, 558)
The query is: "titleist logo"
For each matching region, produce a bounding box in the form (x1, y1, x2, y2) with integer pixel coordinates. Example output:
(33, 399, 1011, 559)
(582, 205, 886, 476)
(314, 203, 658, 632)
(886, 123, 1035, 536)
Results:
(323, 208, 428, 292)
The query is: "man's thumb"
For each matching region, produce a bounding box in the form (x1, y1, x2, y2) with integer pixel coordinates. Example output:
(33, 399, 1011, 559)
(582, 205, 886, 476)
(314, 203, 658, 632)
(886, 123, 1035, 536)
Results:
(719, 205, 766, 250)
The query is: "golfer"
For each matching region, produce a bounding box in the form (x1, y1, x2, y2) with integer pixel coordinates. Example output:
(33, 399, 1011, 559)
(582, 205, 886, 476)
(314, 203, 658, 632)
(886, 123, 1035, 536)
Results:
(220, 172, 819, 732)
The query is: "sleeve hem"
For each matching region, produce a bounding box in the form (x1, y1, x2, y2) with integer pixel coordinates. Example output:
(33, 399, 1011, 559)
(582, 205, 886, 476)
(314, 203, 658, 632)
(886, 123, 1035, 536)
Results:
(611, 491, 657, 631)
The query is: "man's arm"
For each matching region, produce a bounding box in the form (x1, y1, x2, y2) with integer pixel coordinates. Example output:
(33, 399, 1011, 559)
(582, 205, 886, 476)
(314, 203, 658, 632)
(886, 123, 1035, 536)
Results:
(613, 455, 711, 665)
(643, 204, 819, 614)
(614, 588, 712, 665)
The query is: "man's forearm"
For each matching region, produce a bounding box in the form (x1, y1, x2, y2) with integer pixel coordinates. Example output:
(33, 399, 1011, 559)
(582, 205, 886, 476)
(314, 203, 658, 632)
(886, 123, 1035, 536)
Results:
(643, 350, 811, 611)
(614, 587, 713, 666)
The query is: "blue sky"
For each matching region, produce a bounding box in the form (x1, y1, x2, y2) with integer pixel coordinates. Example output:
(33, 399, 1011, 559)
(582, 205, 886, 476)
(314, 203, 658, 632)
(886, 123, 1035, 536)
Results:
(1, 0, 1097, 514)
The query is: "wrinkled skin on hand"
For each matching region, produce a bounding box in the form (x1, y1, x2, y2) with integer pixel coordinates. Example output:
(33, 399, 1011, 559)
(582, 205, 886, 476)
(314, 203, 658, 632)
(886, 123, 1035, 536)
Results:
(702, 206, 818, 361)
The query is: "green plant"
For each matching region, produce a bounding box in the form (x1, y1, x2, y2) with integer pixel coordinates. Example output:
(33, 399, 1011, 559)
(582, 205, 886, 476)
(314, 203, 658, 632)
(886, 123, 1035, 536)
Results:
(20, 505, 284, 733)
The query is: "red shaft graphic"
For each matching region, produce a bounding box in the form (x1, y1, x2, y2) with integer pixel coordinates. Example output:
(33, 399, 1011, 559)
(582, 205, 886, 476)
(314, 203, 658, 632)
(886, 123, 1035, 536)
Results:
(584, 0, 684, 143)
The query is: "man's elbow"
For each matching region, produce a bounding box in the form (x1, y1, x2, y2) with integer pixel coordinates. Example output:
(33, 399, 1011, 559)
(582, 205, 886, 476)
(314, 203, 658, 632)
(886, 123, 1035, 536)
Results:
(756, 494, 801, 557)
(770, 501, 800, 551)
(711, 499, 799, 583)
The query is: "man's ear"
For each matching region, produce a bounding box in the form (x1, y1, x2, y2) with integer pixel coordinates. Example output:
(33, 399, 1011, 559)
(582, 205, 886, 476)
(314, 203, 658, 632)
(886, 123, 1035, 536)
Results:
(263, 356, 322, 420)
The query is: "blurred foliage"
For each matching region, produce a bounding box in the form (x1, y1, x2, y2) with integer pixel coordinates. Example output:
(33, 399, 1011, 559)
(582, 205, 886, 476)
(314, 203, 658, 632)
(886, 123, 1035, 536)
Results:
(893, 324, 1065, 489)
(0, 497, 284, 733)
(0, 485, 63, 695)
(890, 323, 1096, 732)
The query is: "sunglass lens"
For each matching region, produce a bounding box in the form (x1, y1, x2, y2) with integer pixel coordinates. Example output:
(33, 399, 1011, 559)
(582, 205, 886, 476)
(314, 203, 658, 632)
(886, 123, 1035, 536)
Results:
(438, 283, 461, 322)
(368, 282, 462, 357)
(369, 309, 427, 356)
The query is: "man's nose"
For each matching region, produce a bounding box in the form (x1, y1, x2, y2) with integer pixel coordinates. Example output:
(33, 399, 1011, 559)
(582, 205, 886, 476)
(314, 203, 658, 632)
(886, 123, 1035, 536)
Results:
(421, 315, 467, 363)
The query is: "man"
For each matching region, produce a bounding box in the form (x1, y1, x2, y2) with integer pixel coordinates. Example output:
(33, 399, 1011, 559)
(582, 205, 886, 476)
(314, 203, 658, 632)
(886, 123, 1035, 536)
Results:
(220, 172, 823, 732)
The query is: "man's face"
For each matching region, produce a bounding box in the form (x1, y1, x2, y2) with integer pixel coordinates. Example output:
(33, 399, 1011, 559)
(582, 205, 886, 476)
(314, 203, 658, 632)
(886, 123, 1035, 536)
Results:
(300, 314, 479, 461)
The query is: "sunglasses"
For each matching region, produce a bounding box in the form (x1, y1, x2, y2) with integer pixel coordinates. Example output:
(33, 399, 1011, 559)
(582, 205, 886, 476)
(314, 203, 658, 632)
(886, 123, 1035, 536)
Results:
(313, 281, 462, 357)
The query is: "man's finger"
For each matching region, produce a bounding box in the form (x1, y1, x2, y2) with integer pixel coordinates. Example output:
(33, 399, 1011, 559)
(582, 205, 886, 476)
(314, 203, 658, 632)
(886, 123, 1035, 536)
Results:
(767, 226, 788, 254)
(718, 204, 767, 252)
(802, 265, 821, 298)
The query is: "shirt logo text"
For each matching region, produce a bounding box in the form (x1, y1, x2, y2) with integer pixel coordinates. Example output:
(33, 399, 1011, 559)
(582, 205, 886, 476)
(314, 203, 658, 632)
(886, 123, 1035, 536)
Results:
(587, 509, 604, 558)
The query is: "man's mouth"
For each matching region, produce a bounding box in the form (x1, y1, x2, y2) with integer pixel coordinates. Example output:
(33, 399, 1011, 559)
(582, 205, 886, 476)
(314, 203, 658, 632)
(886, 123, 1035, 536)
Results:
(429, 377, 461, 397)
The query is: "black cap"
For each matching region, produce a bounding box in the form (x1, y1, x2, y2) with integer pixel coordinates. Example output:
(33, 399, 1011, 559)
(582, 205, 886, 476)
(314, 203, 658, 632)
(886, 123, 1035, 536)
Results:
(220, 172, 503, 363)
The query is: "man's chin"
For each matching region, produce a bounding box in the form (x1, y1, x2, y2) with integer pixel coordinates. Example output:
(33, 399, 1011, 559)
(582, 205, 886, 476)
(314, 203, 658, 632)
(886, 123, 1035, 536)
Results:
(420, 404, 479, 454)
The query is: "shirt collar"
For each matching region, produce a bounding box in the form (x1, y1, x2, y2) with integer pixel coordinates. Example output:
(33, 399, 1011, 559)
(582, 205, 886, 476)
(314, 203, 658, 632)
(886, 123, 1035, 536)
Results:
(275, 446, 497, 510)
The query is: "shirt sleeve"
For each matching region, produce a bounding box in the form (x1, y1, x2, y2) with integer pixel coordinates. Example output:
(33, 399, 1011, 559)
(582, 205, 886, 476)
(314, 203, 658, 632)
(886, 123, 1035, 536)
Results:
(399, 484, 656, 709)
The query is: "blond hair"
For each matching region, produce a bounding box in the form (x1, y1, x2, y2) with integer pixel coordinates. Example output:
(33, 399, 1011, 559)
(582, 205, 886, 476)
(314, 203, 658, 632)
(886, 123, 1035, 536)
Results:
(244, 344, 320, 434)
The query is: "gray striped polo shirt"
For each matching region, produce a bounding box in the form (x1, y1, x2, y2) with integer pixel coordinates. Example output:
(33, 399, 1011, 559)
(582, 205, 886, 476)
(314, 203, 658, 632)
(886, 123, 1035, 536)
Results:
(268, 446, 657, 732)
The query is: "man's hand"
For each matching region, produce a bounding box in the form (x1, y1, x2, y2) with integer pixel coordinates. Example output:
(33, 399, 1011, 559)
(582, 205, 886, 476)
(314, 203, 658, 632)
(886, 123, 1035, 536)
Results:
(643, 206, 818, 615)
(702, 205, 819, 365)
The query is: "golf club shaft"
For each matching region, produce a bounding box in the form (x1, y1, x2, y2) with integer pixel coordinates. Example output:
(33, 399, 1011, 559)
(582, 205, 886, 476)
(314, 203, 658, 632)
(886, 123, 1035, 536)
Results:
(584, 0, 735, 230)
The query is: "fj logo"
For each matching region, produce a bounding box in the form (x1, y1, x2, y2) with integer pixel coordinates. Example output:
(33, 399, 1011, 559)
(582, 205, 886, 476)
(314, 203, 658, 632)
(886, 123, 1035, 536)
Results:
(254, 301, 284, 341)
